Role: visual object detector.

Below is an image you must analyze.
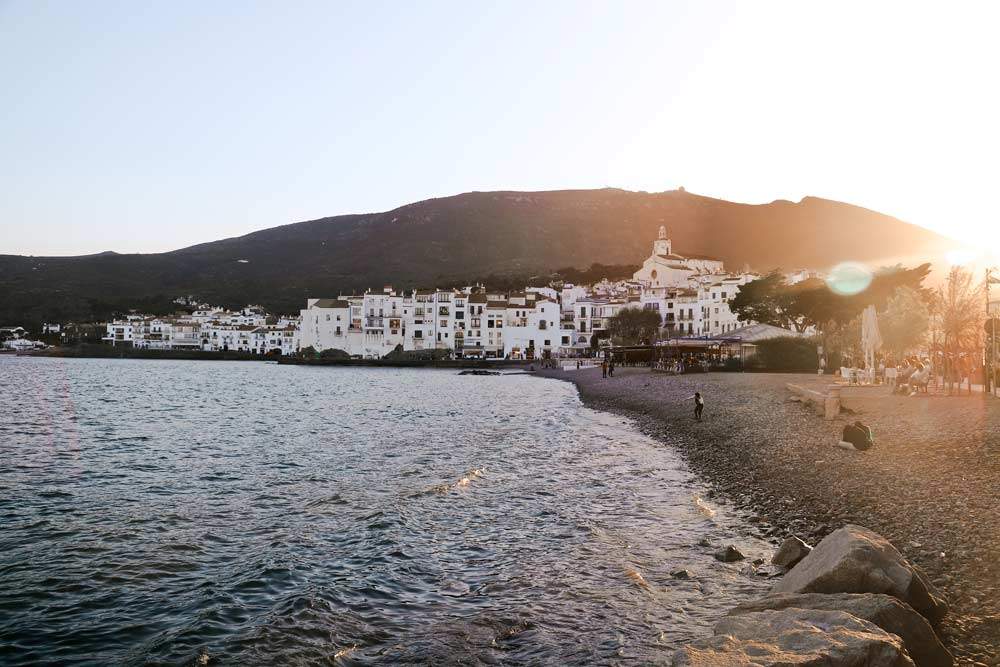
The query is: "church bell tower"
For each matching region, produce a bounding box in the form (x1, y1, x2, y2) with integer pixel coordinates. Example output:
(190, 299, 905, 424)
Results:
(653, 225, 671, 256)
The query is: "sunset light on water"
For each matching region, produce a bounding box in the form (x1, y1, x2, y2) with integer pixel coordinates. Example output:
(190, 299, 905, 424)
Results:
(1, 2, 998, 665)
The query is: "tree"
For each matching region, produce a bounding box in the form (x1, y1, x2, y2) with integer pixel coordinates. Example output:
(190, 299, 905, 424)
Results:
(730, 272, 799, 330)
(606, 308, 662, 345)
(731, 264, 932, 334)
(933, 266, 985, 393)
(880, 286, 929, 358)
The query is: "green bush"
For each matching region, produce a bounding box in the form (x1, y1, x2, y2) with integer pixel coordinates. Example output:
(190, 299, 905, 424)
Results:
(747, 336, 819, 371)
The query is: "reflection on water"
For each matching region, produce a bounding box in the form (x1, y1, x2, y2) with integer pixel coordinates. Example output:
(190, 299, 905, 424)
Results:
(0, 358, 770, 665)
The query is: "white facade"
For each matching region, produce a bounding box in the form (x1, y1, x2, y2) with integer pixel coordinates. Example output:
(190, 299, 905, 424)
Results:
(102, 305, 299, 355)
(633, 226, 725, 288)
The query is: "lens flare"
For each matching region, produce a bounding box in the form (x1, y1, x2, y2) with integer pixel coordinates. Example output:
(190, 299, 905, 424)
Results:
(826, 262, 873, 296)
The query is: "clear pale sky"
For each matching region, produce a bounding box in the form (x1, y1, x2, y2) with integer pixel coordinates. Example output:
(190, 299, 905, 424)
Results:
(2, 1, 998, 257)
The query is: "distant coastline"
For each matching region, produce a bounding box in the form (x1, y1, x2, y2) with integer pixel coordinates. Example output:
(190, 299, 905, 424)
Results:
(25, 343, 537, 368)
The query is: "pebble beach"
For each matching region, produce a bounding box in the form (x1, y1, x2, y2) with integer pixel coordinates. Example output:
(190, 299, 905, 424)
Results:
(538, 366, 1000, 665)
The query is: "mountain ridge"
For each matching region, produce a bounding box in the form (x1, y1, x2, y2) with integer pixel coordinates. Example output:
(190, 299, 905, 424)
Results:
(0, 188, 951, 325)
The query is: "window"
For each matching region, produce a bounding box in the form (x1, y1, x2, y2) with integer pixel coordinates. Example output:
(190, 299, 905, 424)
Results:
(487, 320, 494, 328)
(325, 314, 330, 321)
(580, 307, 586, 317)
(544, 340, 550, 346)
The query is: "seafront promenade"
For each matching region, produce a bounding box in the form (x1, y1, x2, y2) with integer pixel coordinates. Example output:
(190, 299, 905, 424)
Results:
(538, 366, 1000, 664)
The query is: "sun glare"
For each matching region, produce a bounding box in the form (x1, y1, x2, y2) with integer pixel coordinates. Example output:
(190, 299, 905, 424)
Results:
(945, 248, 977, 267)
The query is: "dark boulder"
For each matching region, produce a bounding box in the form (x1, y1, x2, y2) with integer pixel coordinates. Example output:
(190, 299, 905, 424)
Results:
(772, 535, 812, 569)
(713, 545, 746, 563)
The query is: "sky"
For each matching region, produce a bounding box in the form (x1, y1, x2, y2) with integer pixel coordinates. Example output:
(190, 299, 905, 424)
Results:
(2, 1, 999, 258)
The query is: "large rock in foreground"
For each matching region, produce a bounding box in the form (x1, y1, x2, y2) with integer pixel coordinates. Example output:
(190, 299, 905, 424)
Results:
(672, 608, 915, 666)
(730, 593, 953, 667)
(771, 525, 948, 624)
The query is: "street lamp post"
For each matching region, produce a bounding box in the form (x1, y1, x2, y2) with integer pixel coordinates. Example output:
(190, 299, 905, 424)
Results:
(988, 267, 999, 396)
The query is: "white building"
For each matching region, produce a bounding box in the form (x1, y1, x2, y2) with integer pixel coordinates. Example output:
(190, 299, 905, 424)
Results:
(102, 305, 299, 355)
(632, 226, 725, 288)
(99, 223, 766, 358)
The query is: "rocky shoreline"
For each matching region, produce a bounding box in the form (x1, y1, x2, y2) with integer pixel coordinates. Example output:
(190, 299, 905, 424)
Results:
(676, 525, 952, 665)
(536, 367, 1000, 665)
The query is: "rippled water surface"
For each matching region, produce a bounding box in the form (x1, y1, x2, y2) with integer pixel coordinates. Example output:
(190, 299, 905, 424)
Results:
(0, 357, 771, 665)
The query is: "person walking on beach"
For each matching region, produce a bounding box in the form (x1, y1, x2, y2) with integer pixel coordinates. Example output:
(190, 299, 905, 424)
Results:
(687, 392, 705, 420)
(601, 358, 608, 379)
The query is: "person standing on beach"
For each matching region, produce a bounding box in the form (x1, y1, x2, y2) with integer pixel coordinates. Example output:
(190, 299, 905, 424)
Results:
(686, 392, 705, 420)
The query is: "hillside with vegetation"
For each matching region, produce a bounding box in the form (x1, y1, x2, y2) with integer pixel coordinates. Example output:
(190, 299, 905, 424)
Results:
(0, 188, 950, 325)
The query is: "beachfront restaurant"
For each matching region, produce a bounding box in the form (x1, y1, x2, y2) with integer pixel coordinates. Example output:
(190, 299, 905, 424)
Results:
(605, 338, 743, 372)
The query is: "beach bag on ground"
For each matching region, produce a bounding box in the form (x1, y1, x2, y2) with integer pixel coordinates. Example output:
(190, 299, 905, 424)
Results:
(842, 422, 874, 451)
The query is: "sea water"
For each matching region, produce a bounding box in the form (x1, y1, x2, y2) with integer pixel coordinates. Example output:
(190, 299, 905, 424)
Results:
(0, 357, 770, 665)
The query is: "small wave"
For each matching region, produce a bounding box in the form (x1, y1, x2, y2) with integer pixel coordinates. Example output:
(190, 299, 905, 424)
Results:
(37, 489, 73, 499)
(413, 467, 487, 496)
(693, 495, 716, 518)
(493, 618, 532, 644)
(625, 567, 651, 590)
(306, 494, 348, 509)
(333, 644, 358, 660)
(455, 467, 486, 488)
